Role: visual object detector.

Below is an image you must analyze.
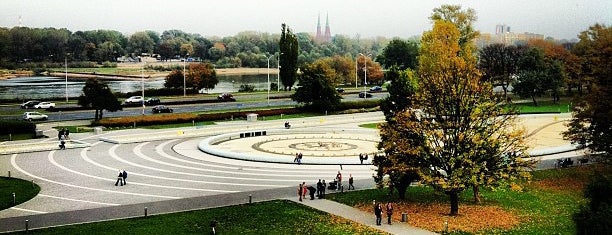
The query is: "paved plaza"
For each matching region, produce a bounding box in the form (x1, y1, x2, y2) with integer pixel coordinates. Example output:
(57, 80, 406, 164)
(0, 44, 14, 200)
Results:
(0, 112, 582, 234)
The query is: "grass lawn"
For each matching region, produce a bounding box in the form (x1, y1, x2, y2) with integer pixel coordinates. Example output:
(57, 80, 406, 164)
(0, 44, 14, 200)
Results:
(8, 200, 387, 235)
(328, 165, 600, 234)
(359, 123, 380, 129)
(0, 177, 40, 211)
(510, 99, 572, 113)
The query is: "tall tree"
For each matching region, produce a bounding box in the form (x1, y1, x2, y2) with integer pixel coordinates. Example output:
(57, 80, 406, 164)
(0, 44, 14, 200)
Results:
(564, 24, 612, 161)
(164, 70, 184, 89)
(378, 17, 531, 215)
(478, 43, 524, 101)
(77, 78, 122, 120)
(279, 23, 299, 91)
(128, 31, 155, 55)
(514, 47, 565, 106)
(356, 55, 384, 85)
(430, 4, 479, 48)
(376, 38, 419, 70)
(291, 61, 341, 111)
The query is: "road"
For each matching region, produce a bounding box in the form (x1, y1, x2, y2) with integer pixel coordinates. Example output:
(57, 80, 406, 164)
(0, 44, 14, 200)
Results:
(2, 92, 389, 122)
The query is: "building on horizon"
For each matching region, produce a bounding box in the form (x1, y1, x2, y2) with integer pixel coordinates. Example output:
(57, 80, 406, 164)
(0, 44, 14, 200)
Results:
(315, 13, 331, 43)
(476, 24, 545, 48)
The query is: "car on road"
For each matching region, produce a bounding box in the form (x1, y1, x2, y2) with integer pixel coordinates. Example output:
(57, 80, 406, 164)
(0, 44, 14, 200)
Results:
(144, 97, 161, 105)
(335, 87, 345, 93)
(217, 93, 235, 101)
(124, 96, 144, 104)
(20, 100, 41, 109)
(152, 105, 173, 113)
(34, 102, 55, 109)
(23, 112, 48, 121)
(369, 86, 383, 92)
(358, 91, 373, 98)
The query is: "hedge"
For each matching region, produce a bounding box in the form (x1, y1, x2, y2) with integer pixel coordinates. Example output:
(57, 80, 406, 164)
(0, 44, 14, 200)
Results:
(0, 120, 36, 135)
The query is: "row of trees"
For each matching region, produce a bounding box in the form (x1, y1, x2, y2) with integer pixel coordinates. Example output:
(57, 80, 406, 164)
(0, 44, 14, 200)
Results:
(0, 26, 391, 69)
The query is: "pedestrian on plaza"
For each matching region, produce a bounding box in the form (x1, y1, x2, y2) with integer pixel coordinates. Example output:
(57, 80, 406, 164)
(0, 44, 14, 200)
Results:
(302, 182, 307, 200)
(115, 170, 124, 186)
(321, 180, 326, 198)
(58, 135, 66, 150)
(58, 129, 64, 140)
(316, 179, 323, 198)
(294, 153, 299, 163)
(359, 153, 364, 164)
(121, 169, 128, 185)
(64, 129, 70, 140)
(298, 183, 303, 202)
(374, 202, 383, 225)
(297, 153, 303, 165)
(348, 174, 354, 190)
(307, 185, 316, 200)
(336, 171, 342, 190)
(386, 202, 394, 225)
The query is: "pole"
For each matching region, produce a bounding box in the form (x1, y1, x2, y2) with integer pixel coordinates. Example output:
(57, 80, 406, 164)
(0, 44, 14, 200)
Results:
(65, 56, 68, 102)
(355, 56, 358, 88)
(141, 63, 145, 115)
(183, 55, 187, 97)
(267, 55, 271, 105)
(277, 53, 282, 92)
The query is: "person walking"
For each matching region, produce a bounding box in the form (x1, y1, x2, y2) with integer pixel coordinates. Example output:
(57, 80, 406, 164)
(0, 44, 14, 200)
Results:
(58, 135, 66, 150)
(386, 202, 394, 225)
(297, 183, 303, 202)
(374, 202, 383, 226)
(121, 169, 128, 185)
(321, 180, 326, 198)
(302, 182, 307, 200)
(348, 174, 354, 190)
(64, 128, 70, 140)
(336, 171, 342, 191)
(115, 170, 124, 186)
(307, 185, 316, 200)
(316, 179, 323, 198)
(359, 153, 364, 164)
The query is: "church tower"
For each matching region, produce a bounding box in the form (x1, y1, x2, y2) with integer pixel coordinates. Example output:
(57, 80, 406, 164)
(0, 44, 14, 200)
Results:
(315, 13, 323, 42)
(324, 13, 331, 42)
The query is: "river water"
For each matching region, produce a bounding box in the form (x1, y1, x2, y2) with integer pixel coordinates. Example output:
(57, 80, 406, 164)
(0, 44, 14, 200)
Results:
(0, 74, 276, 100)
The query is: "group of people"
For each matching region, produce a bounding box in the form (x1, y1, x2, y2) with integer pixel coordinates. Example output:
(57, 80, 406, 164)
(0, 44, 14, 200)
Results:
(57, 128, 70, 150)
(359, 153, 369, 164)
(293, 153, 303, 164)
(298, 171, 357, 201)
(334, 171, 355, 191)
(115, 169, 128, 186)
(374, 201, 394, 225)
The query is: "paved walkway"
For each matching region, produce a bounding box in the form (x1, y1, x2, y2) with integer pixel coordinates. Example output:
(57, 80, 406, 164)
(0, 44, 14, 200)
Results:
(0, 112, 579, 234)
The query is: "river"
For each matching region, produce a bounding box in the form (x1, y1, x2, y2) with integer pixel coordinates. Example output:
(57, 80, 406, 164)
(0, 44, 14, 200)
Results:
(0, 74, 276, 100)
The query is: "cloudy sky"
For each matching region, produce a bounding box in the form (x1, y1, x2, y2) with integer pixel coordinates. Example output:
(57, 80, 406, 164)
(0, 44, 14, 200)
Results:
(2, 0, 610, 40)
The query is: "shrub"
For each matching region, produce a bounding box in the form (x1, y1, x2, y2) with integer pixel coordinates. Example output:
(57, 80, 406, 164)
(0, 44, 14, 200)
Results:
(239, 84, 255, 92)
(573, 171, 612, 235)
(0, 120, 36, 135)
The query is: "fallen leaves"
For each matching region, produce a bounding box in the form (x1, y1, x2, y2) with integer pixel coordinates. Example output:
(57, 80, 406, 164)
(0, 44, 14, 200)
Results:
(356, 202, 520, 233)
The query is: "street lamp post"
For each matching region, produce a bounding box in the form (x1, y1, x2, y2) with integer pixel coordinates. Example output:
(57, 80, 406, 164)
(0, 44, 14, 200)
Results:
(141, 62, 145, 115)
(355, 56, 358, 89)
(359, 53, 371, 98)
(277, 52, 283, 92)
(65, 55, 68, 102)
(183, 54, 188, 97)
(265, 55, 273, 105)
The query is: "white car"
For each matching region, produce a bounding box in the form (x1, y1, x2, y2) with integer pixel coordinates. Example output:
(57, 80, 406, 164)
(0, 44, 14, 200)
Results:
(34, 102, 55, 109)
(124, 96, 144, 104)
(23, 112, 48, 121)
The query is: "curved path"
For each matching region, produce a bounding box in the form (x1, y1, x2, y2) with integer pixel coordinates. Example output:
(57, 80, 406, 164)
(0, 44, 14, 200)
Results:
(0, 112, 580, 233)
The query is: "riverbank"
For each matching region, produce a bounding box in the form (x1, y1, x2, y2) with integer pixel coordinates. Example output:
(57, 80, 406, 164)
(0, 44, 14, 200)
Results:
(0, 66, 278, 81)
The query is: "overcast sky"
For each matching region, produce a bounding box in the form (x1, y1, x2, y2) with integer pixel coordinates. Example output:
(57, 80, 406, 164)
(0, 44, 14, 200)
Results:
(2, 0, 610, 40)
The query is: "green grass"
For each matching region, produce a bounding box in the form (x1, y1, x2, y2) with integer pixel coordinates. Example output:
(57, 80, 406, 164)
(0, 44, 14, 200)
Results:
(142, 121, 216, 129)
(9, 200, 387, 235)
(53, 126, 93, 133)
(327, 166, 596, 234)
(359, 123, 381, 129)
(510, 99, 572, 113)
(0, 177, 40, 210)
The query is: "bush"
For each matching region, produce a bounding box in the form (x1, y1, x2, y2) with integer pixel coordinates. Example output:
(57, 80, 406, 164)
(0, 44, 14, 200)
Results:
(239, 84, 256, 92)
(0, 120, 36, 135)
(573, 171, 612, 235)
(122, 88, 198, 98)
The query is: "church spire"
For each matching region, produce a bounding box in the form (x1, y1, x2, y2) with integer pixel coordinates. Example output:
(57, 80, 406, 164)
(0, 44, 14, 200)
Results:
(316, 13, 322, 42)
(324, 13, 331, 42)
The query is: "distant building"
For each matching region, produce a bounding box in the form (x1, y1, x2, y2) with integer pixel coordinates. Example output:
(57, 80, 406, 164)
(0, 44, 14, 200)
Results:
(315, 13, 331, 43)
(476, 24, 545, 48)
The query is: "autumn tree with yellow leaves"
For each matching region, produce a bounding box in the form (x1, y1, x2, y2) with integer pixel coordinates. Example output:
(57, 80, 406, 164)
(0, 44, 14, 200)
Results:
(377, 5, 533, 216)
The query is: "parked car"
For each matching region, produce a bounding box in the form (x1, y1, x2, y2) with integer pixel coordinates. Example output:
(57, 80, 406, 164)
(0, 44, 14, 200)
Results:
(144, 97, 160, 105)
(20, 100, 41, 109)
(369, 86, 383, 92)
(335, 87, 345, 93)
(23, 112, 48, 121)
(124, 96, 144, 104)
(152, 105, 173, 113)
(358, 91, 373, 98)
(34, 102, 55, 109)
(217, 93, 235, 101)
